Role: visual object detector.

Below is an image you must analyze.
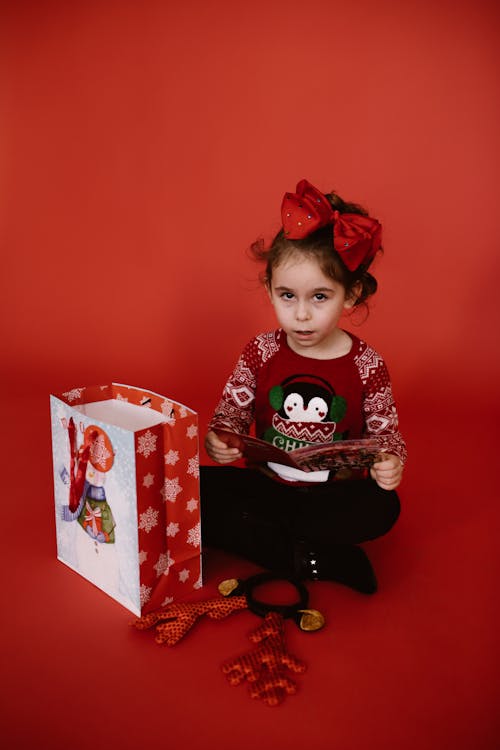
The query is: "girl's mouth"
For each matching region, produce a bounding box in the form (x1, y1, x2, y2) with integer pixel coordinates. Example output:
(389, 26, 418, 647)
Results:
(294, 330, 314, 337)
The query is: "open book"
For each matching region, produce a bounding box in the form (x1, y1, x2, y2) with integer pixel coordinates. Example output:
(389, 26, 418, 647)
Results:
(215, 428, 381, 473)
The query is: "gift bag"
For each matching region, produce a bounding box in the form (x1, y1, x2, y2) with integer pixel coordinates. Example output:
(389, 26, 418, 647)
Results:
(50, 383, 201, 616)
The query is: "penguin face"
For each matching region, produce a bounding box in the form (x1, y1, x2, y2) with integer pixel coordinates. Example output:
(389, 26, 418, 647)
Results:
(270, 377, 347, 425)
(283, 392, 329, 423)
(306, 396, 329, 421)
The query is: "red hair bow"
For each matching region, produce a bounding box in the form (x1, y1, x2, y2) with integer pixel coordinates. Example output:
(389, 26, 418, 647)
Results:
(281, 179, 382, 271)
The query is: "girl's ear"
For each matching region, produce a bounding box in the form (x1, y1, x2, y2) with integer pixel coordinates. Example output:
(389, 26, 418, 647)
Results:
(344, 281, 362, 309)
(264, 276, 273, 301)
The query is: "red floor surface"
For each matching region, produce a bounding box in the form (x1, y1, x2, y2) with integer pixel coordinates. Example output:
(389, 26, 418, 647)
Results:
(1, 392, 498, 750)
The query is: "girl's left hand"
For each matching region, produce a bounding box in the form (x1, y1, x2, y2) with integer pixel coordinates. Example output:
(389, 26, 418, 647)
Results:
(370, 453, 403, 490)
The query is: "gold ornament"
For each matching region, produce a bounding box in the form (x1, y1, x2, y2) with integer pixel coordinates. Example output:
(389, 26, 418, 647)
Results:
(218, 578, 240, 597)
(298, 609, 325, 632)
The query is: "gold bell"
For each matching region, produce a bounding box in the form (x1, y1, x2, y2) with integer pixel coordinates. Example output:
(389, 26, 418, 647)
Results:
(298, 609, 325, 632)
(218, 578, 240, 597)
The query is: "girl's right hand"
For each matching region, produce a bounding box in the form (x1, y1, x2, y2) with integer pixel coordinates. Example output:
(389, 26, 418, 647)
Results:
(205, 430, 243, 464)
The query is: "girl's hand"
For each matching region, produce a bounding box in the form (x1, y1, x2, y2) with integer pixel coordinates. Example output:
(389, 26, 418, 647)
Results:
(205, 430, 243, 464)
(370, 453, 403, 490)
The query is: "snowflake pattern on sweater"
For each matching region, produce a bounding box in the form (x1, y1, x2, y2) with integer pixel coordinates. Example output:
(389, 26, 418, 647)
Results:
(211, 329, 407, 465)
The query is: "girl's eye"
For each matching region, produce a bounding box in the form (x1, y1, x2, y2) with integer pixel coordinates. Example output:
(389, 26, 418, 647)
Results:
(314, 293, 327, 301)
(281, 292, 294, 300)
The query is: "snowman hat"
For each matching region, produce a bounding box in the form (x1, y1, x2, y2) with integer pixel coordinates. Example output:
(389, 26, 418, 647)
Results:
(84, 425, 114, 472)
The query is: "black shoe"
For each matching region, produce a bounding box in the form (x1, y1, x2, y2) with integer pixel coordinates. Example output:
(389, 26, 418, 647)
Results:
(297, 543, 378, 595)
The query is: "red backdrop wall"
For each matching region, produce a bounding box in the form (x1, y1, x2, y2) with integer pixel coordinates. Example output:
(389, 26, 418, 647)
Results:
(2, 0, 499, 448)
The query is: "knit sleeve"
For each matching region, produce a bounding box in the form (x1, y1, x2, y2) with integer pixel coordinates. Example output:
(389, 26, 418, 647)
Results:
(354, 342, 408, 464)
(209, 338, 261, 435)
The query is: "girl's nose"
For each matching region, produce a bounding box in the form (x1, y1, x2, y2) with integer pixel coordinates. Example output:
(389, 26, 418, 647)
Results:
(296, 301, 311, 321)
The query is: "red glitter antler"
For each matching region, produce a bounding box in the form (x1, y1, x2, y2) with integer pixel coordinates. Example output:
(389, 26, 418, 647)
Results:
(133, 596, 248, 646)
(222, 612, 306, 707)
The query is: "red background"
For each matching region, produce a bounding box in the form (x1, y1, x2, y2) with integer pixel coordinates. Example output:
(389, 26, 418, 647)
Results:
(1, 1, 499, 748)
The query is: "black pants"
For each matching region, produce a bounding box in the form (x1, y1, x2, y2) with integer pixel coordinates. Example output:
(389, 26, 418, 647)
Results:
(200, 466, 400, 572)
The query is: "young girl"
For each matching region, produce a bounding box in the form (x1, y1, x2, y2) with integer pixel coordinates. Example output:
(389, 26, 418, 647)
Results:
(201, 179, 406, 594)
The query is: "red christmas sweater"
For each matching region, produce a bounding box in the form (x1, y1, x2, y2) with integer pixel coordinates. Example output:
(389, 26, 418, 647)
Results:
(210, 329, 407, 466)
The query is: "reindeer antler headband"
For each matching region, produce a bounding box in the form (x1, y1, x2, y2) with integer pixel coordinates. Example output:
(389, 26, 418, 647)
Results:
(281, 179, 382, 271)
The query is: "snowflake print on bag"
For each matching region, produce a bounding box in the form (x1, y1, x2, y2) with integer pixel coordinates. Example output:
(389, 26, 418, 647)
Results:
(187, 522, 201, 548)
(160, 400, 176, 424)
(138, 550, 148, 565)
(142, 473, 154, 488)
(63, 388, 85, 402)
(139, 506, 159, 533)
(164, 450, 180, 465)
(140, 584, 152, 607)
(162, 477, 182, 503)
(187, 456, 199, 478)
(154, 551, 174, 577)
(137, 430, 158, 458)
(186, 424, 198, 439)
(167, 522, 180, 537)
(186, 498, 199, 512)
(179, 569, 190, 583)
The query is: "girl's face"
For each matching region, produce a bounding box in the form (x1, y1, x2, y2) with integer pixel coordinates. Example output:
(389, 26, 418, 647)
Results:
(267, 255, 356, 358)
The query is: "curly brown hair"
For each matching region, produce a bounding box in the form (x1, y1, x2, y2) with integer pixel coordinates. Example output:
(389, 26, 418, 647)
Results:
(251, 190, 380, 308)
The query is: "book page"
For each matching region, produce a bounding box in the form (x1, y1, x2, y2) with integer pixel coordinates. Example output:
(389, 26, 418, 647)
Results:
(215, 429, 380, 473)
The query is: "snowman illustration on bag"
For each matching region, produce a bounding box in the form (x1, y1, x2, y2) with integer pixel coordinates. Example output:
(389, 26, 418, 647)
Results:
(61, 418, 119, 588)
(264, 374, 348, 449)
(76, 425, 116, 543)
